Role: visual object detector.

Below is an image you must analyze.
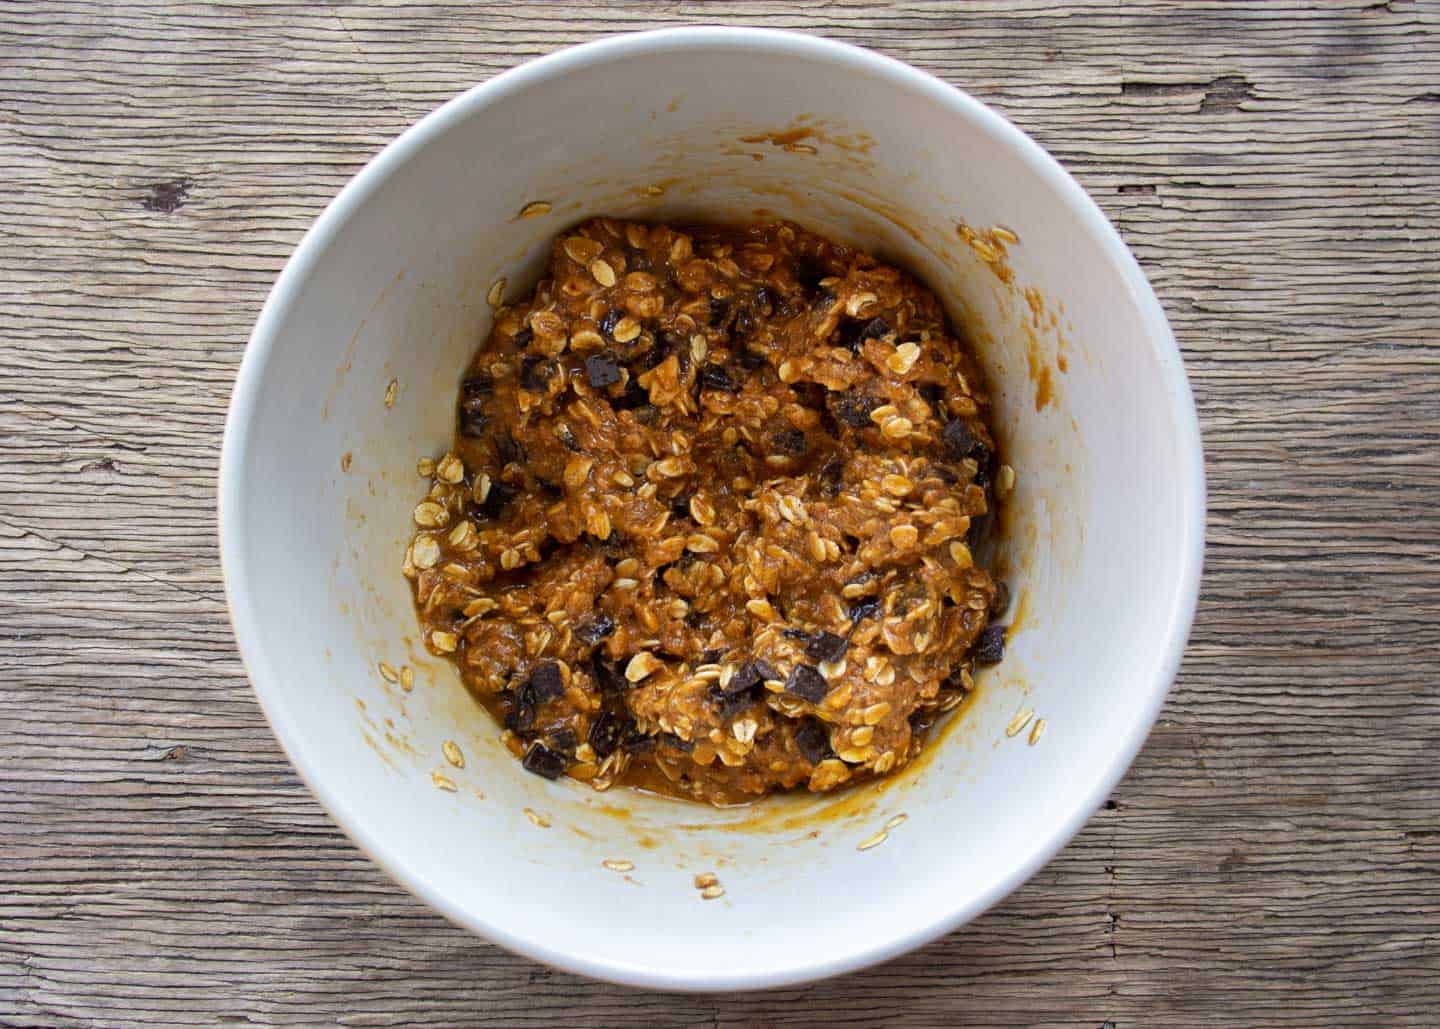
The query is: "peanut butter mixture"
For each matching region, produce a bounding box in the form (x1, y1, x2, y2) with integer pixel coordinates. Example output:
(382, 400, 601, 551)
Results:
(404, 219, 1008, 805)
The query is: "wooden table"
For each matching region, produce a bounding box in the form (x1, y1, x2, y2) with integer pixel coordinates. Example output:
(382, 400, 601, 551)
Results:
(4, 2, 1438, 1024)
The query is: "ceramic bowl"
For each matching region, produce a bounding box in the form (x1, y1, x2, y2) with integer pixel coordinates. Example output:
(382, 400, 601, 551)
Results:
(220, 27, 1205, 990)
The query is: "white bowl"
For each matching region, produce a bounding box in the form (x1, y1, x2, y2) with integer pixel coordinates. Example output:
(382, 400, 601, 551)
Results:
(220, 27, 1204, 990)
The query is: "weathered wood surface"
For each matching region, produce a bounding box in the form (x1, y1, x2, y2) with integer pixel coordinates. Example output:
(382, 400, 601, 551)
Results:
(3, 1, 1438, 1024)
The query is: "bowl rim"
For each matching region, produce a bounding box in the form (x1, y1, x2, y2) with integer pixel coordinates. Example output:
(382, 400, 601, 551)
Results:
(219, 25, 1207, 992)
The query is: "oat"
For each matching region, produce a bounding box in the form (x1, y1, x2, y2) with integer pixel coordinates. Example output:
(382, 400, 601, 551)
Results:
(701, 884, 726, 899)
(992, 225, 1020, 245)
(602, 859, 634, 873)
(694, 872, 719, 889)
(996, 464, 1016, 497)
(487, 277, 507, 308)
(404, 218, 1008, 804)
(518, 200, 552, 218)
(1028, 718, 1046, 746)
(442, 740, 465, 768)
(378, 661, 399, 683)
(1005, 708, 1035, 738)
(523, 807, 551, 828)
(431, 771, 457, 792)
(399, 665, 414, 692)
(384, 379, 398, 408)
(340, 452, 352, 472)
(857, 829, 889, 851)
(885, 813, 908, 831)
(417, 457, 435, 477)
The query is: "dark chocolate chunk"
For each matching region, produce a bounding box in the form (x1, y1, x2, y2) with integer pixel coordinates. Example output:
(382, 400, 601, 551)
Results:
(974, 624, 1007, 665)
(505, 692, 536, 734)
(838, 316, 891, 353)
(459, 407, 490, 438)
(612, 377, 650, 410)
(588, 710, 629, 758)
(849, 597, 882, 626)
(585, 353, 622, 389)
(942, 418, 992, 465)
(737, 344, 767, 370)
(528, 661, 564, 702)
(549, 727, 578, 755)
(590, 654, 628, 696)
(772, 428, 808, 456)
(819, 454, 845, 496)
(795, 717, 832, 764)
(795, 256, 827, 293)
(461, 373, 494, 400)
(557, 423, 581, 452)
(599, 308, 623, 338)
(536, 477, 563, 500)
(575, 613, 616, 645)
(521, 742, 567, 780)
(990, 581, 1011, 619)
(475, 479, 518, 519)
(828, 390, 877, 429)
(785, 664, 829, 704)
(495, 432, 523, 468)
(782, 628, 811, 641)
(699, 648, 724, 665)
(734, 305, 756, 340)
(520, 356, 554, 393)
(805, 631, 849, 664)
(754, 285, 776, 315)
(512, 326, 533, 349)
(699, 365, 737, 392)
(708, 295, 731, 326)
(621, 727, 657, 753)
(917, 382, 945, 414)
(658, 732, 694, 754)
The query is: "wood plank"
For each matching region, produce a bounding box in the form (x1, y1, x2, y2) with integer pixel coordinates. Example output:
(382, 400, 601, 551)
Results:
(2, 1, 1438, 1024)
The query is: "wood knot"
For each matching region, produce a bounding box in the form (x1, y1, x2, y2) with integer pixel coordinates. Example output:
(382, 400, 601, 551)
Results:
(142, 178, 194, 213)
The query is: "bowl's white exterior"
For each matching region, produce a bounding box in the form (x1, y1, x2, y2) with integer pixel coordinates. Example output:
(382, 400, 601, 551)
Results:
(220, 28, 1204, 991)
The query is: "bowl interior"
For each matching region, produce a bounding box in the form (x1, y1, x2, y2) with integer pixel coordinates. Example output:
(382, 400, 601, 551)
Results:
(222, 30, 1202, 989)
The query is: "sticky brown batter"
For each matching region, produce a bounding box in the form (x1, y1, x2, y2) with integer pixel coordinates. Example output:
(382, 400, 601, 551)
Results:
(404, 218, 1009, 805)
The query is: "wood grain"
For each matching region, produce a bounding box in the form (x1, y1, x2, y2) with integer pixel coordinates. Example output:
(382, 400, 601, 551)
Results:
(3, 1, 1438, 1024)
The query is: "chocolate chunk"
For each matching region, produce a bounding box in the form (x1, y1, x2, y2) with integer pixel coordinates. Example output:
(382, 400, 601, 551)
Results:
(521, 742, 567, 780)
(588, 710, 629, 758)
(621, 727, 657, 753)
(804, 631, 849, 664)
(785, 665, 829, 704)
(528, 661, 564, 702)
(828, 391, 876, 429)
(734, 306, 757, 340)
(585, 354, 622, 388)
(849, 597, 882, 626)
(520, 356, 554, 392)
(699, 365, 737, 392)
(575, 613, 616, 645)
(557, 423, 582, 452)
(708, 295, 731, 326)
(699, 648, 725, 665)
(772, 428, 808, 456)
(819, 454, 845, 496)
(459, 407, 489, 438)
(942, 419, 991, 465)
(974, 624, 1007, 665)
(549, 727, 578, 754)
(658, 732, 694, 753)
(590, 654, 628, 696)
(599, 308, 623, 338)
(782, 628, 811, 641)
(838, 316, 891, 353)
(495, 432, 523, 468)
(461, 374, 494, 399)
(475, 479, 518, 519)
(917, 382, 946, 415)
(795, 256, 827, 293)
(795, 717, 832, 764)
(990, 581, 1011, 619)
(754, 285, 776, 315)
(505, 692, 536, 734)
(612, 377, 649, 411)
(512, 326, 533, 349)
